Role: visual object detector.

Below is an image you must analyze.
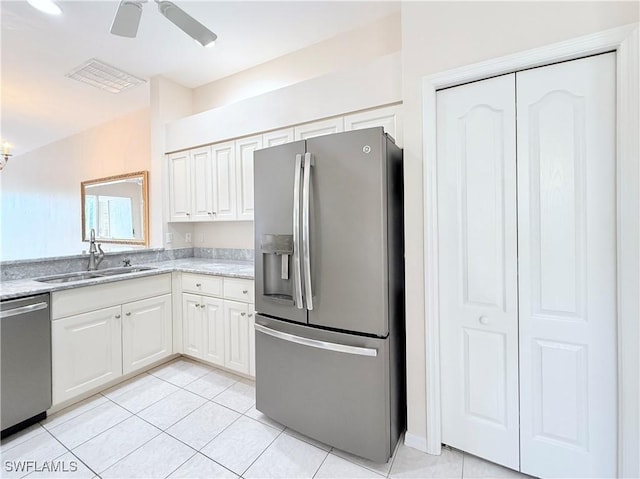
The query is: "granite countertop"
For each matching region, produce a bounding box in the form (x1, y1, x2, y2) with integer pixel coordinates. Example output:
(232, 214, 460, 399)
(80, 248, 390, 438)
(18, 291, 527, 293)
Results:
(0, 258, 254, 301)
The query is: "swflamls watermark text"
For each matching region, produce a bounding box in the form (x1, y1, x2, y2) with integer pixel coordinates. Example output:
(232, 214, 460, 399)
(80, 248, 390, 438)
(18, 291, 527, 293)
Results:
(4, 460, 79, 473)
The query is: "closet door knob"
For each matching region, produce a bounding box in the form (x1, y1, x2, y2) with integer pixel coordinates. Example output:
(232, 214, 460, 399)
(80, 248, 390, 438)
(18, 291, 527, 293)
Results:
(479, 316, 489, 325)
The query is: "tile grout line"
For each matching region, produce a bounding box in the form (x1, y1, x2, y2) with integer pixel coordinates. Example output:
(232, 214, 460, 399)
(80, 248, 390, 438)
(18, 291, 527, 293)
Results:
(238, 427, 287, 478)
(33, 425, 101, 479)
(311, 448, 331, 479)
(47, 398, 134, 451)
(158, 449, 198, 479)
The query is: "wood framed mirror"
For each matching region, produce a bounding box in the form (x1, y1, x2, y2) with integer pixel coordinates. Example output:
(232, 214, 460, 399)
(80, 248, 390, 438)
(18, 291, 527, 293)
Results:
(81, 171, 149, 245)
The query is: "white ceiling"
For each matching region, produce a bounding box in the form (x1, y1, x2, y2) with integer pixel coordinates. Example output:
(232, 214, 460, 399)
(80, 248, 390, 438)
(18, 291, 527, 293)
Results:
(1, 0, 399, 156)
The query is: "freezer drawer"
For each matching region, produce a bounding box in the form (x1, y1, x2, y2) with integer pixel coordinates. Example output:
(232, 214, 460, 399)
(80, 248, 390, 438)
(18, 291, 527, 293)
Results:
(255, 315, 397, 463)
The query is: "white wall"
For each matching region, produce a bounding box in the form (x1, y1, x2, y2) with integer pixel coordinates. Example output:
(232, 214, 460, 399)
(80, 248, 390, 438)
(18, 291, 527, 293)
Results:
(193, 222, 254, 249)
(193, 12, 401, 113)
(0, 109, 151, 260)
(400, 0, 639, 448)
(149, 76, 194, 250)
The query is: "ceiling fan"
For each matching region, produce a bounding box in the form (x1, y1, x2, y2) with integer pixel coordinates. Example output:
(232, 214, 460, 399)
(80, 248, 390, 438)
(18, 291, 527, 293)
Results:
(110, 0, 217, 47)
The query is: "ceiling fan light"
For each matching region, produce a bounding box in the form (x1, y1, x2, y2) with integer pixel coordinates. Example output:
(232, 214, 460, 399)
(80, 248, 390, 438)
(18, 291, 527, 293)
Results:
(110, 1, 144, 38)
(27, 0, 62, 15)
(157, 1, 217, 47)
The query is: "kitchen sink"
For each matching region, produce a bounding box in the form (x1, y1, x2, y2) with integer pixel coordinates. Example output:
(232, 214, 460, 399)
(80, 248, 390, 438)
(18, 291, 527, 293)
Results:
(34, 272, 106, 283)
(95, 266, 156, 276)
(34, 266, 156, 284)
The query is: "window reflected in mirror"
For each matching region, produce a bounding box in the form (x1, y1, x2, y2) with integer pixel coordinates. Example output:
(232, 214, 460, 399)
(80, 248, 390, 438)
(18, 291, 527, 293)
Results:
(81, 171, 148, 245)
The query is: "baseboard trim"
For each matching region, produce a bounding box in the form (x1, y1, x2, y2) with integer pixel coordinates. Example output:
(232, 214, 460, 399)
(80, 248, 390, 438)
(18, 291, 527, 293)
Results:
(404, 432, 429, 453)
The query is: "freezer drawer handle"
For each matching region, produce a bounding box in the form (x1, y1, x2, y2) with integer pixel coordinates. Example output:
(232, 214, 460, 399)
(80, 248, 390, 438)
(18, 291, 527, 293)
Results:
(254, 323, 377, 357)
(0, 302, 47, 319)
(292, 153, 304, 309)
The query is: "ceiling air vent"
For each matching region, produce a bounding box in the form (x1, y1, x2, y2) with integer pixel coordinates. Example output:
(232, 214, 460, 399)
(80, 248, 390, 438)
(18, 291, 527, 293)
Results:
(65, 58, 146, 94)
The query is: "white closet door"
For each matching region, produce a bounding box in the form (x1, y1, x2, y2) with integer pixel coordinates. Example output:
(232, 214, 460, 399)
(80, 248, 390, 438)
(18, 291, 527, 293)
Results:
(517, 53, 617, 478)
(437, 73, 520, 469)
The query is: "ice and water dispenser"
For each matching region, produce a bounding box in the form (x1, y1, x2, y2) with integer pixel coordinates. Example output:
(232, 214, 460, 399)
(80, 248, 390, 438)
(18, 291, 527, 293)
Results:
(260, 234, 294, 303)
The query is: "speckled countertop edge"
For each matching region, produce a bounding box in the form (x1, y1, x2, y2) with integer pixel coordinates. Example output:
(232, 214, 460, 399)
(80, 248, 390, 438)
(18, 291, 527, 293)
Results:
(0, 258, 254, 301)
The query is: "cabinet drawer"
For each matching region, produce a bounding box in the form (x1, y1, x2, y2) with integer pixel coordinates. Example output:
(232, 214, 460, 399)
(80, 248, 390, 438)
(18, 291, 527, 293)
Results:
(182, 273, 223, 297)
(52, 274, 171, 320)
(224, 278, 254, 303)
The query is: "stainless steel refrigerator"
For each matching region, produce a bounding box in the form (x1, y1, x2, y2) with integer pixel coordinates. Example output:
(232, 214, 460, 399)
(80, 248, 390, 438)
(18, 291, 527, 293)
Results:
(253, 127, 405, 463)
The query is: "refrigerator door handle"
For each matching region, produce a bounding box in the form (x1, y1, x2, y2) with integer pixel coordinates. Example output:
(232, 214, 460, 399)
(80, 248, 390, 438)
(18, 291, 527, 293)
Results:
(302, 152, 314, 310)
(255, 323, 378, 357)
(293, 154, 304, 309)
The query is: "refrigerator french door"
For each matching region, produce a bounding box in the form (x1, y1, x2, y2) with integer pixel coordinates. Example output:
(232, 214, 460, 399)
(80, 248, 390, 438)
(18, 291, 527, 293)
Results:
(254, 127, 405, 463)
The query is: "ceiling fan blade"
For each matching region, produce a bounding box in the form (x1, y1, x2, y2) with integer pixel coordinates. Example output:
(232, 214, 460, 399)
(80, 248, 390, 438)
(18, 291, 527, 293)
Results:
(157, 1, 217, 47)
(110, 0, 143, 38)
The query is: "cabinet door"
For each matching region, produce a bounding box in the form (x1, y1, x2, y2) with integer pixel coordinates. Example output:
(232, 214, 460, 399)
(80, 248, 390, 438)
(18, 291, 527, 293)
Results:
(263, 128, 294, 147)
(191, 147, 215, 221)
(52, 306, 122, 405)
(122, 294, 172, 375)
(294, 117, 343, 140)
(223, 300, 250, 374)
(344, 105, 401, 143)
(211, 141, 236, 220)
(248, 304, 256, 378)
(235, 135, 262, 221)
(202, 296, 225, 366)
(182, 293, 203, 359)
(168, 151, 192, 222)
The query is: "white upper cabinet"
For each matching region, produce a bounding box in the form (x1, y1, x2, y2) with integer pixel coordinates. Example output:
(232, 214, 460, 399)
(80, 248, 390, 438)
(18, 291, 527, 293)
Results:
(294, 117, 344, 140)
(344, 104, 402, 143)
(263, 128, 294, 147)
(235, 135, 262, 221)
(167, 106, 402, 223)
(168, 151, 191, 222)
(211, 141, 237, 221)
(190, 147, 215, 221)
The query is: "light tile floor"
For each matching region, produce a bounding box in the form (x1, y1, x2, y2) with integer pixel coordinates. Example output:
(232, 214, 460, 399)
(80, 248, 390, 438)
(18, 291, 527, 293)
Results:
(0, 358, 535, 479)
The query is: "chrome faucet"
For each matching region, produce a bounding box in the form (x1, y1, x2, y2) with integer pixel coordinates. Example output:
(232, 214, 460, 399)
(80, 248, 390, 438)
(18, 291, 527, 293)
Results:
(87, 228, 104, 271)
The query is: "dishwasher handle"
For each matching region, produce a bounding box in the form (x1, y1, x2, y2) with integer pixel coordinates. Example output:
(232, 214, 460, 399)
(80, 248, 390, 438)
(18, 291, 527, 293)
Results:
(0, 302, 48, 319)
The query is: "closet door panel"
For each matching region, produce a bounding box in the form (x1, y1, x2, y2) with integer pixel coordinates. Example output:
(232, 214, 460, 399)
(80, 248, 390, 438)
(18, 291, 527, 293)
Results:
(437, 73, 520, 470)
(517, 52, 617, 479)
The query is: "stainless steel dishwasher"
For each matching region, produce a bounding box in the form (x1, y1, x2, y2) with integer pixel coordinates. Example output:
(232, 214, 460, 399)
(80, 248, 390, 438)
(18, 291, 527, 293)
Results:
(1, 294, 52, 437)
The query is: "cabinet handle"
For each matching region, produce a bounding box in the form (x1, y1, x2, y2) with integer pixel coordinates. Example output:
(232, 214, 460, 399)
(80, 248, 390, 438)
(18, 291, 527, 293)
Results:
(195, 303, 200, 308)
(196, 283, 202, 287)
(200, 304, 206, 309)
(479, 316, 489, 325)
(186, 212, 191, 216)
(115, 314, 121, 319)
(241, 312, 246, 316)
(248, 313, 253, 318)
(242, 290, 248, 294)
(125, 312, 131, 316)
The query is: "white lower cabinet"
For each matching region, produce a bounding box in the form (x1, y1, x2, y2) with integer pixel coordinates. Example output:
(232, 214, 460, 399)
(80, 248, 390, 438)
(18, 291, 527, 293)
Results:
(223, 300, 251, 375)
(51, 275, 173, 406)
(182, 293, 225, 367)
(122, 294, 172, 375)
(52, 306, 122, 405)
(181, 275, 255, 377)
